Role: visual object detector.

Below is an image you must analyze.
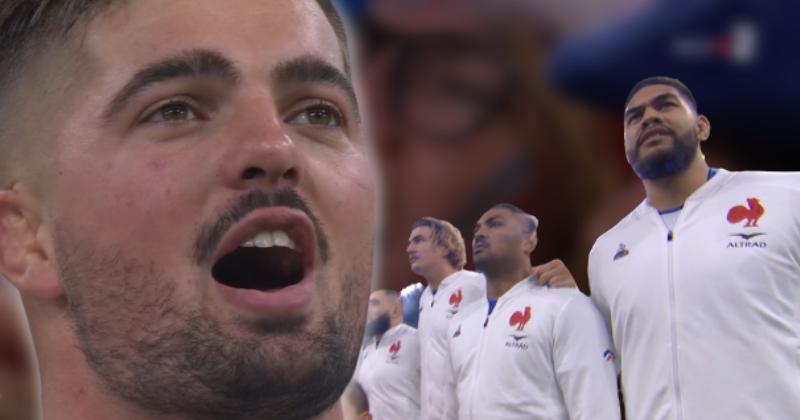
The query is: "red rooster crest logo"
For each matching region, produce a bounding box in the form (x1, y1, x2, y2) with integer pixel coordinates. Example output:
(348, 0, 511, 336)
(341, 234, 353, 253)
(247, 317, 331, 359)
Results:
(389, 341, 401, 358)
(727, 198, 764, 227)
(449, 289, 463, 308)
(509, 306, 532, 331)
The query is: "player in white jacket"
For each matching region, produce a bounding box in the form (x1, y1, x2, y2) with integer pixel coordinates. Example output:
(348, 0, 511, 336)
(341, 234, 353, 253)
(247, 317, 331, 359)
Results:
(408, 217, 486, 420)
(589, 76, 800, 420)
(444, 204, 620, 420)
(356, 289, 420, 420)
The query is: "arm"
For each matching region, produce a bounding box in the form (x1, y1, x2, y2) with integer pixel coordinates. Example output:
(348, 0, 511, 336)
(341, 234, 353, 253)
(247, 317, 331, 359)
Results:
(553, 295, 621, 420)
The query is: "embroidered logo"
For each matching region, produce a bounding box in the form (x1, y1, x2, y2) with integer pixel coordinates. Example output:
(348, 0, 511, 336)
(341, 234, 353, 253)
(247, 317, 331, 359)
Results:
(447, 289, 463, 317)
(730, 232, 766, 241)
(726, 197, 767, 249)
(727, 197, 764, 227)
(505, 307, 531, 350)
(509, 306, 532, 331)
(449, 289, 463, 308)
(613, 243, 629, 261)
(388, 341, 401, 360)
(603, 349, 616, 362)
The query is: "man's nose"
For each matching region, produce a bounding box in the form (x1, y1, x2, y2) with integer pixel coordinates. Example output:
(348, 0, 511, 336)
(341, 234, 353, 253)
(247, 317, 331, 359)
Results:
(641, 107, 663, 130)
(218, 93, 301, 191)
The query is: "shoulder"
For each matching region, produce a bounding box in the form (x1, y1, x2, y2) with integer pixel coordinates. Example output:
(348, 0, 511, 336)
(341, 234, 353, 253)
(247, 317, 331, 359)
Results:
(590, 202, 649, 257)
(541, 288, 604, 328)
(453, 270, 485, 285)
(534, 286, 589, 311)
(724, 170, 800, 192)
(450, 270, 486, 298)
(450, 299, 484, 325)
(398, 323, 419, 338)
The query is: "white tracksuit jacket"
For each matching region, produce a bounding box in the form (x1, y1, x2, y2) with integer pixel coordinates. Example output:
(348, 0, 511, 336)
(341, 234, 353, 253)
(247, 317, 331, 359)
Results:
(418, 270, 486, 420)
(356, 323, 421, 420)
(443, 278, 620, 420)
(589, 169, 800, 420)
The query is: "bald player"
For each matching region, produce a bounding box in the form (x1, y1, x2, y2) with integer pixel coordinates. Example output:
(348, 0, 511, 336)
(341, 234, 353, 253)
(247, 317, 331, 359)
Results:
(444, 204, 619, 419)
(355, 289, 421, 420)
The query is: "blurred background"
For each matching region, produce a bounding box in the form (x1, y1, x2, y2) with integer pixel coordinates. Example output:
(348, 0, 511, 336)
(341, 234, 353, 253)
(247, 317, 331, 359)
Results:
(334, 0, 800, 296)
(3, 1, 800, 418)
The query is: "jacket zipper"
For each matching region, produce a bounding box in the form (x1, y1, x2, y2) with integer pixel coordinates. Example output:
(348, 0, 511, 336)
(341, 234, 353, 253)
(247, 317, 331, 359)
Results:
(666, 230, 684, 420)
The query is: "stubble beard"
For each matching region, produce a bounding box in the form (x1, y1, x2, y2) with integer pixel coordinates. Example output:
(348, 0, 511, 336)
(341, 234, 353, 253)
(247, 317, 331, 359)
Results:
(54, 223, 370, 420)
(629, 127, 699, 181)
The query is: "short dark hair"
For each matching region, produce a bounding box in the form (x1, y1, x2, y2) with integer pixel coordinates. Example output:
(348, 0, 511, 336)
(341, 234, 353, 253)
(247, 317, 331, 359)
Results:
(625, 76, 697, 111)
(0, 0, 348, 93)
(491, 203, 538, 233)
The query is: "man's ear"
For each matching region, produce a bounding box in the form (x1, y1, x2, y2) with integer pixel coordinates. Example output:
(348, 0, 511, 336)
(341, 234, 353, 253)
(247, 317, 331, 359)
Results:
(390, 298, 403, 319)
(697, 114, 711, 142)
(523, 231, 538, 255)
(0, 186, 62, 299)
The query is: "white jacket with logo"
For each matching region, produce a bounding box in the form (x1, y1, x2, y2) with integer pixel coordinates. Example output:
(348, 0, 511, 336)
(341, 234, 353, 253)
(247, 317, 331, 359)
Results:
(356, 323, 421, 420)
(418, 270, 486, 420)
(589, 169, 800, 420)
(443, 278, 620, 420)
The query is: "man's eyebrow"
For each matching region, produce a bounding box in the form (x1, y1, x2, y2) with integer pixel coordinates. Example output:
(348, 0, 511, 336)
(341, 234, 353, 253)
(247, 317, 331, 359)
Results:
(102, 49, 240, 122)
(625, 93, 682, 120)
(271, 55, 359, 119)
(624, 105, 643, 121)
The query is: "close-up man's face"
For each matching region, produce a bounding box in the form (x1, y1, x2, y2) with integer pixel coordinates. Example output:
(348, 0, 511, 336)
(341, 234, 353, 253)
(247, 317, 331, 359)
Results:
(10, 0, 374, 418)
(623, 84, 703, 180)
(472, 207, 526, 271)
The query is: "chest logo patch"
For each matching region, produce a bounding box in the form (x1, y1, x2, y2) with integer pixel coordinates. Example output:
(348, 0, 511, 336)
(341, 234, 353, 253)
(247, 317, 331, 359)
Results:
(505, 306, 532, 350)
(449, 289, 463, 308)
(447, 289, 463, 317)
(509, 306, 532, 331)
(726, 197, 768, 249)
(727, 197, 764, 227)
(388, 340, 401, 361)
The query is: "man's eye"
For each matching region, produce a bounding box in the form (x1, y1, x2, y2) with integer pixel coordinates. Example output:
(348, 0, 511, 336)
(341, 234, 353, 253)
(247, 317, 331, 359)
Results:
(143, 101, 199, 123)
(289, 103, 343, 127)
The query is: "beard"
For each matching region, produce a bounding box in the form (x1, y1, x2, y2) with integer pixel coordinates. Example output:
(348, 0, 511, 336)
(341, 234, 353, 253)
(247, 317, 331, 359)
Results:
(473, 251, 517, 280)
(54, 192, 371, 420)
(364, 313, 391, 339)
(628, 127, 699, 180)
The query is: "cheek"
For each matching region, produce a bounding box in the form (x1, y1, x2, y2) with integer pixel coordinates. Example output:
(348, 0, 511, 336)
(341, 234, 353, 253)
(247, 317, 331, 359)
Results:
(50, 146, 209, 257)
(306, 149, 375, 247)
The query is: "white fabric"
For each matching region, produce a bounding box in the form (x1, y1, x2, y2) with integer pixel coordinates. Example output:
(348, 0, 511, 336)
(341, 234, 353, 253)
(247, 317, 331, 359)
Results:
(589, 169, 800, 420)
(418, 270, 486, 420)
(444, 278, 620, 420)
(356, 323, 421, 420)
(658, 208, 681, 232)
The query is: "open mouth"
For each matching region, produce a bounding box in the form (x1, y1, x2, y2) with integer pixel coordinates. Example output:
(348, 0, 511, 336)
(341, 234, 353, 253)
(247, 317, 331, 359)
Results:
(212, 230, 306, 291)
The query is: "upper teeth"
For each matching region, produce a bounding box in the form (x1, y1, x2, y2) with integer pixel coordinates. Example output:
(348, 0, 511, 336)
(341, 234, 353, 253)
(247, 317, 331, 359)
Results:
(241, 231, 296, 250)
